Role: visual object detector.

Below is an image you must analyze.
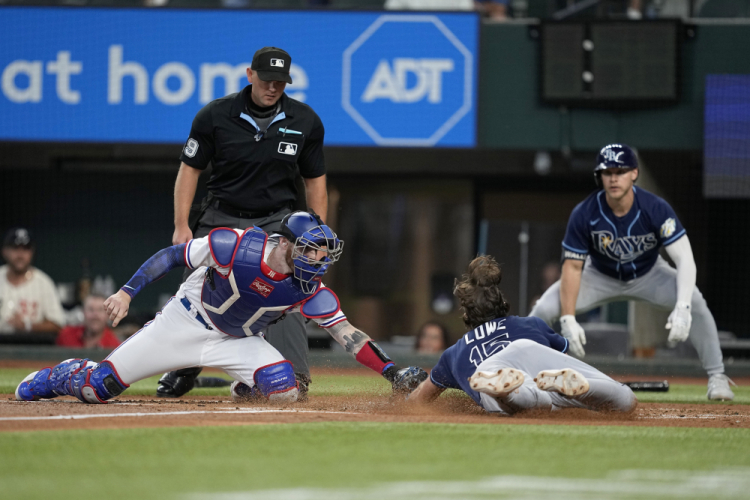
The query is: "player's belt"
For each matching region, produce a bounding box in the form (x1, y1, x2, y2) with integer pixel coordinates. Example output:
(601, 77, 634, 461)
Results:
(214, 200, 290, 220)
(180, 297, 211, 329)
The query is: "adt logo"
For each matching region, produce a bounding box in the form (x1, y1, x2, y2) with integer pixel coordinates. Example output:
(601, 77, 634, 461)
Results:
(342, 15, 474, 146)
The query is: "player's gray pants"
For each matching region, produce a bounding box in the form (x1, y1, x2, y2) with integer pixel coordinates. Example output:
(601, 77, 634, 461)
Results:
(185, 204, 310, 377)
(529, 256, 724, 376)
(476, 339, 636, 415)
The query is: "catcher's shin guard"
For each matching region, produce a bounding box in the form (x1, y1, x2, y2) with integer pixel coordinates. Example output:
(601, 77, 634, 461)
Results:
(156, 367, 203, 398)
(253, 361, 298, 402)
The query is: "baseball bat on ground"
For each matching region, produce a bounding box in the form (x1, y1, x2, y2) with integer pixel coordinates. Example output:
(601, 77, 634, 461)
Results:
(623, 381, 669, 392)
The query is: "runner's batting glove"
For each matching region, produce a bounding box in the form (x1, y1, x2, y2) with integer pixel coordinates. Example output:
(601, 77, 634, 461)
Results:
(384, 366, 428, 395)
(560, 315, 586, 357)
(666, 301, 691, 344)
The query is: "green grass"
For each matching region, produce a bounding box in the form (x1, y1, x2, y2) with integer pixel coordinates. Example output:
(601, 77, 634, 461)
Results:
(0, 368, 393, 397)
(2, 367, 750, 499)
(2, 367, 748, 403)
(1, 423, 749, 500)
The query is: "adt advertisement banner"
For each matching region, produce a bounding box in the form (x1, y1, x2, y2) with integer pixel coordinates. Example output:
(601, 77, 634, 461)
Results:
(0, 8, 478, 147)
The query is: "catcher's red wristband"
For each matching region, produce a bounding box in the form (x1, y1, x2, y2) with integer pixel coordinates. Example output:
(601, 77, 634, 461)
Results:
(355, 341, 395, 375)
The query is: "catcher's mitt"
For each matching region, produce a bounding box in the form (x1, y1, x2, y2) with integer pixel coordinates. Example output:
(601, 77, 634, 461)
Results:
(384, 366, 428, 395)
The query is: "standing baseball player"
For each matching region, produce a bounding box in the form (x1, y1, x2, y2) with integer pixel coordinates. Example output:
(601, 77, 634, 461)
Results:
(16, 212, 427, 404)
(408, 255, 637, 415)
(164, 46, 328, 399)
(529, 144, 735, 401)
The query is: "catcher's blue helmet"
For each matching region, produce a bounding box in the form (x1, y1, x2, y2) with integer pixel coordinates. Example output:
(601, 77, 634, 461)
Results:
(594, 144, 638, 187)
(279, 211, 343, 294)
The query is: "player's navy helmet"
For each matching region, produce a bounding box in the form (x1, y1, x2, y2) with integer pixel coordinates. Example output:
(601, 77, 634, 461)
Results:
(594, 144, 638, 187)
(279, 211, 344, 294)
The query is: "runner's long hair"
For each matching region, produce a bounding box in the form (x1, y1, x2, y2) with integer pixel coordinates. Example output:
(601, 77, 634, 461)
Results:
(454, 255, 510, 330)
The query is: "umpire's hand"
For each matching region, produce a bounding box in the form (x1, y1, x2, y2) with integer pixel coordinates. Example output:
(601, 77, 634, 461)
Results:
(104, 290, 132, 327)
(173, 225, 193, 246)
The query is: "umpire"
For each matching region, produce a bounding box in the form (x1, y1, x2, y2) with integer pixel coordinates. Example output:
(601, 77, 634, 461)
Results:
(158, 46, 328, 400)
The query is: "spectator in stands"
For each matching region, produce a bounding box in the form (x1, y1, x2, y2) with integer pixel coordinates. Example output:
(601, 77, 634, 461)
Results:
(0, 228, 65, 334)
(415, 321, 451, 354)
(56, 294, 121, 349)
(385, 0, 509, 19)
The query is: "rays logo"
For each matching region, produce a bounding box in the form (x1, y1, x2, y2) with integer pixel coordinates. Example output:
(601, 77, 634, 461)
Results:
(601, 146, 624, 163)
(592, 230, 657, 262)
(661, 218, 676, 238)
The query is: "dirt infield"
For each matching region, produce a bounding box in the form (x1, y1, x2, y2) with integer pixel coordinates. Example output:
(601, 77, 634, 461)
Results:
(4, 363, 747, 432)
(2, 394, 748, 433)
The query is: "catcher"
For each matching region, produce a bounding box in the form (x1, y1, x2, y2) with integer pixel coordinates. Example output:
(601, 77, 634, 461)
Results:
(16, 211, 427, 403)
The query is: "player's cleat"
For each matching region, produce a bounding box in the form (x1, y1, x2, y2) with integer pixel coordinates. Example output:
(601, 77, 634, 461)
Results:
(156, 367, 203, 398)
(230, 380, 263, 402)
(534, 368, 590, 397)
(469, 368, 525, 397)
(15, 368, 57, 401)
(707, 374, 735, 401)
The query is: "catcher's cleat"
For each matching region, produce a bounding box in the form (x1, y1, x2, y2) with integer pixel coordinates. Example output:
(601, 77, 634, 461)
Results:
(469, 368, 525, 397)
(156, 367, 203, 398)
(230, 380, 263, 403)
(534, 368, 590, 397)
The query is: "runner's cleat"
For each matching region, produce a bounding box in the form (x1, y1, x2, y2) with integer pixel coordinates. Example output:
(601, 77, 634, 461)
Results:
(469, 368, 525, 397)
(534, 368, 590, 397)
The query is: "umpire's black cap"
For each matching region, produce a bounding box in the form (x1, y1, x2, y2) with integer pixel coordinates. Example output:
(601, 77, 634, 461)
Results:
(251, 47, 293, 84)
(3, 227, 34, 249)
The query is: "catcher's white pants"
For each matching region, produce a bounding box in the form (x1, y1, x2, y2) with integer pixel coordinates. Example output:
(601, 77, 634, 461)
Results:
(529, 256, 724, 376)
(105, 298, 285, 386)
(476, 339, 636, 414)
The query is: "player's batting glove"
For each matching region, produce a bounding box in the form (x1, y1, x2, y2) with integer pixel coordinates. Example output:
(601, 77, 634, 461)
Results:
(383, 366, 428, 396)
(666, 301, 692, 344)
(560, 315, 586, 357)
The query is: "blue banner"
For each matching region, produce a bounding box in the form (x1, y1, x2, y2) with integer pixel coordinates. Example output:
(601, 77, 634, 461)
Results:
(0, 8, 478, 147)
(704, 74, 750, 198)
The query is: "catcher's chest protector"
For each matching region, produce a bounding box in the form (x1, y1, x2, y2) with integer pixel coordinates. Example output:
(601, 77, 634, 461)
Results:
(201, 228, 314, 337)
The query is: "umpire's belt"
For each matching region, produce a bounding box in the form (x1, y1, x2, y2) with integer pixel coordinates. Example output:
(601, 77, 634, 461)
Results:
(214, 200, 289, 219)
(180, 297, 211, 330)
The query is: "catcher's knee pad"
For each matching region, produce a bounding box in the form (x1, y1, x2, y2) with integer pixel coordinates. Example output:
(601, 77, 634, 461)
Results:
(253, 361, 298, 402)
(69, 361, 129, 404)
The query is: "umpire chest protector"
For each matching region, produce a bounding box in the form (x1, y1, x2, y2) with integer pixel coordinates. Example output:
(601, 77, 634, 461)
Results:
(200, 227, 319, 337)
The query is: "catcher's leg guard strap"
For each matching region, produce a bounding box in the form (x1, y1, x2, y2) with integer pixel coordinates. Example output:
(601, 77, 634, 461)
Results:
(253, 361, 298, 402)
(70, 361, 129, 404)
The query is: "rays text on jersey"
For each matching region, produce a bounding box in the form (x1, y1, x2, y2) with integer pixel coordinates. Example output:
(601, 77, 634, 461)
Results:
(592, 230, 657, 263)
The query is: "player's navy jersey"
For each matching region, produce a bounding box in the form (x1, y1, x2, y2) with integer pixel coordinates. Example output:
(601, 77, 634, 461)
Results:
(429, 316, 568, 404)
(562, 187, 685, 281)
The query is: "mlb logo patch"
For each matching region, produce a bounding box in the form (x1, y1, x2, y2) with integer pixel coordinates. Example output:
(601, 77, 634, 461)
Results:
(250, 278, 274, 298)
(270, 58, 285, 68)
(278, 142, 297, 155)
